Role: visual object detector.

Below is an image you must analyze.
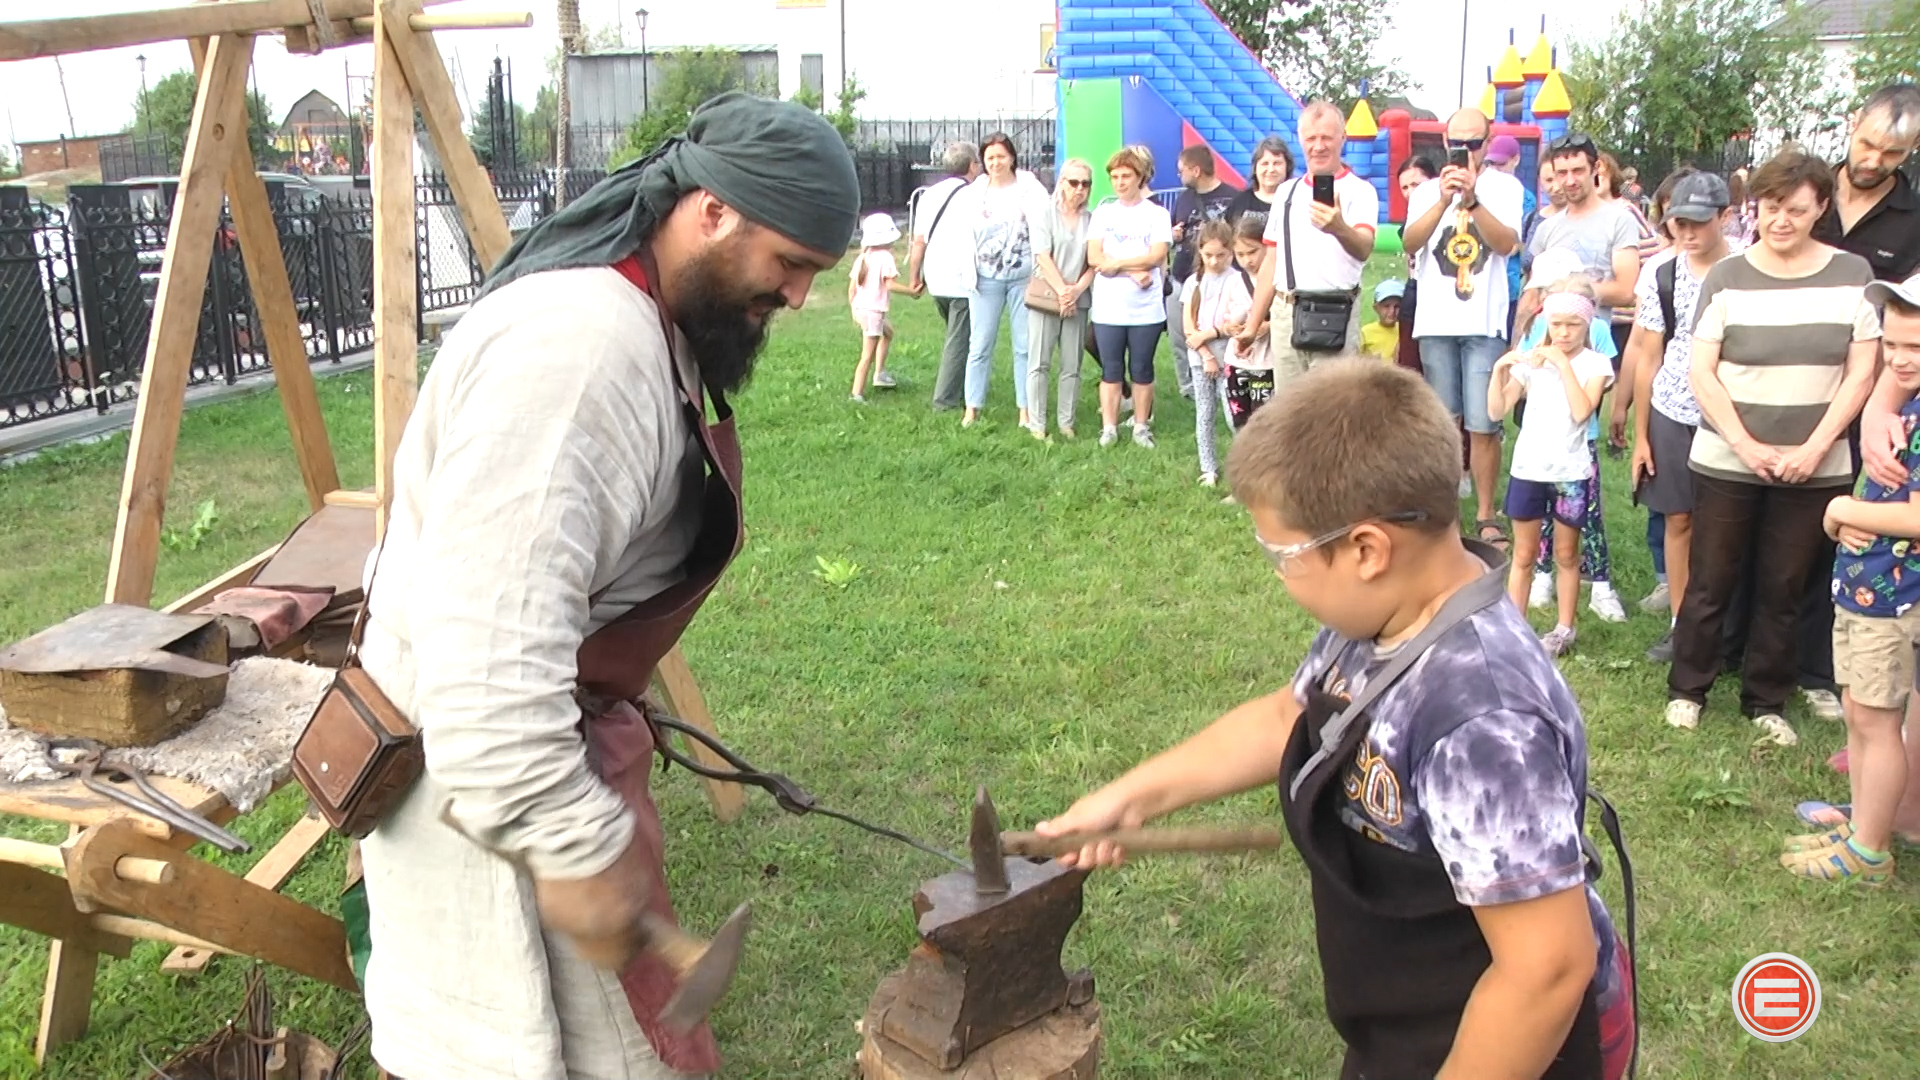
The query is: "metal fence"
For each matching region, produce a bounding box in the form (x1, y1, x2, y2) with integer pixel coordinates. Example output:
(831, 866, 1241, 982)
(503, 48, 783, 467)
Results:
(0, 169, 609, 431)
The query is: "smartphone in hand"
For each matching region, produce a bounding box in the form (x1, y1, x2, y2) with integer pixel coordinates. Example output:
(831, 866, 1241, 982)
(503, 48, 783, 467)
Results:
(1312, 173, 1335, 206)
(1448, 146, 1471, 170)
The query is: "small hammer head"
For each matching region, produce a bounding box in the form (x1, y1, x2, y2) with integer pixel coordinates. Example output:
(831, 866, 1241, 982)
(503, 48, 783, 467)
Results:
(660, 901, 753, 1033)
(970, 786, 1011, 895)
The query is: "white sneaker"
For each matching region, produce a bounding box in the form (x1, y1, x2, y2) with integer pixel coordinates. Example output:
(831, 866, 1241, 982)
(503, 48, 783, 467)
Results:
(1540, 625, 1577, 657)
(1529, 571, 1552, 609)
(1589, 586, 1628, 624)
(849, 392, 866, 403)
(1458, 475, 1473, 499)
(872, 370, 897, 388)
(1639, 582, 1671, 614)
(1133, 424, 1156, 449)
(1098, 426, 1118, 447)
(1752, 713, 1799, 747)
(1200, 472, 1218, 487)
(1800, 688, 1843, 722)
(1665, 700, 1701, 730)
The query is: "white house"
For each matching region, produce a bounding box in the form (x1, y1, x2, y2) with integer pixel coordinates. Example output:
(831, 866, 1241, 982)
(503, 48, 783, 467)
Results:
(630, 0, 1060, 119)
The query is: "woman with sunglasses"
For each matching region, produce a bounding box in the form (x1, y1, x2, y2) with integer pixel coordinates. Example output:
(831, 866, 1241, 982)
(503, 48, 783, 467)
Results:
(1026, 160, 1097, 439)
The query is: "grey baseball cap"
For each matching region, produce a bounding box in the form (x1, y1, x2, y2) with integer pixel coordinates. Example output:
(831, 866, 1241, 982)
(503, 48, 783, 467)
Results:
(1666, 172, 1732, 222)
(1866, 272, 1920, 311)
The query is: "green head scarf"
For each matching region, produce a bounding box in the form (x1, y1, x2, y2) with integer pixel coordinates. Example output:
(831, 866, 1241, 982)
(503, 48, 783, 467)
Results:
(479, 91, 859, 298)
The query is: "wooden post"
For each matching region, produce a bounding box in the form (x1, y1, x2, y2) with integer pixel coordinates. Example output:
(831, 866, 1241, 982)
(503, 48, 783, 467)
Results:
(189, 32, 341, 510)
(162, 815, 331, 975)
(371, 1, 419, 539)
(379, 0, 512, 269)
(33, 827, 100, 1065)
(103, 31, 256, 606)
(653, 648, 747, 823)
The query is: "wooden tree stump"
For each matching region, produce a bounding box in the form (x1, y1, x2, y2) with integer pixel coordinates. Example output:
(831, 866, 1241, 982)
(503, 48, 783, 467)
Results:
(857, 972, 1100, 1080)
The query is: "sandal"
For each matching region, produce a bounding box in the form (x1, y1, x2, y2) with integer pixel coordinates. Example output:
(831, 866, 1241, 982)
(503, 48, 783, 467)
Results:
(1797, 801, 1851, 828)
(1475, 518, 1510, 553)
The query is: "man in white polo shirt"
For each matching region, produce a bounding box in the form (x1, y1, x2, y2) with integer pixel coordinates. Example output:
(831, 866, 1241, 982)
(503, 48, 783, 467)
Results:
(907, 141, 982, 410)
(1240, 100, 1379, 387)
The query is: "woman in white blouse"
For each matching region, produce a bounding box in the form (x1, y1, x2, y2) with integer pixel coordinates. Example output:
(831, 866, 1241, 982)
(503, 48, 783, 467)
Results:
(960, 133, 1052, 429)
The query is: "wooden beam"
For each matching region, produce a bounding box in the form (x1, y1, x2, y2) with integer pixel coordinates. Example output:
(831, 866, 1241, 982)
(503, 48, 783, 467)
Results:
(371, 4, 420, 538)
(0, 0, 462, 61)
(162, 814, 331, 975)
(0, 862, 133, 958)
(187, 36, 340, 512)
(65, 821, 357, 991)
(161, 543, 282, 614)
(32, 826, 102, 1065)
(653, 647, 746, 823)
(103, 32, 255, 608)
(381, 0, 513, 270)
(352, 11, 532, 32)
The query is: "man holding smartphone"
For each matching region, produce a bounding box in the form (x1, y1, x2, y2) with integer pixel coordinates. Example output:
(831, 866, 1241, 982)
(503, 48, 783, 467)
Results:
(1401, 107, 1524, 546)
(1242, 100, 1379, 389)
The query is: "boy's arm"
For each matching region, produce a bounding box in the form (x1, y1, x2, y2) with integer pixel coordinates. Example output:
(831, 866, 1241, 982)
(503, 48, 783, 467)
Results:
(1828, 490, 1920, 540)
(1438, 887, 1598, 1080)
(1628, 325, 1661, 446)
(1035, 688, 1302, 865)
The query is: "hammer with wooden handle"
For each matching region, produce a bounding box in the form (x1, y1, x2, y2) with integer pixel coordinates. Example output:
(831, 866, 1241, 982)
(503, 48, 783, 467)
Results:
(999, 824, 1287, 858)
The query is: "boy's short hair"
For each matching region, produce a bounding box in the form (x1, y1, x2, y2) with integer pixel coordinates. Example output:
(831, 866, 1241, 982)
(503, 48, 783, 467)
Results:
(1227, 360, 1462, 537)
(1888, 293, 1920, 321)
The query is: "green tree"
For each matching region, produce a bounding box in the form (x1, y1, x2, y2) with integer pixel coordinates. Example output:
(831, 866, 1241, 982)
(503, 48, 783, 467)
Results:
(1852, 0, 1920, 97)
(1264, 0, 1413, 109)
(827, 73, 865, 145)
(131, 69, 276, 167)
(1565, 0, 1819, 174)
(1204, 0, 1310, 61)
(606, 49, 775, 168)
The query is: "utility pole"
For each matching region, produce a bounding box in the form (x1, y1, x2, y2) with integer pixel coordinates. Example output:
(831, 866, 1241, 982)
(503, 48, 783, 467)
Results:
(556, 0, 579, 207)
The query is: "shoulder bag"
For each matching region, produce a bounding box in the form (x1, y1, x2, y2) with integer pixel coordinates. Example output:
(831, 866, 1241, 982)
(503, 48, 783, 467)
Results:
(1281, 181, 1357, 353)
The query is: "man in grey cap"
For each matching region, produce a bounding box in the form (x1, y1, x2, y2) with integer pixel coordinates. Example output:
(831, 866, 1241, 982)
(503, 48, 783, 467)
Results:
(354, 92, 858, 1080)
(1623, 169, 1734, 662)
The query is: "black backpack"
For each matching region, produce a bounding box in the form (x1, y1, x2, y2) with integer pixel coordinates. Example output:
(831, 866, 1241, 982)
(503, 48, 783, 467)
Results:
(1656, 257, 1678, 349)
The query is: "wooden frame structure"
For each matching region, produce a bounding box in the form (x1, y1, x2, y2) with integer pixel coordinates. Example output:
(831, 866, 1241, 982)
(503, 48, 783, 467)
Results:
(0, 1, 743, 1065)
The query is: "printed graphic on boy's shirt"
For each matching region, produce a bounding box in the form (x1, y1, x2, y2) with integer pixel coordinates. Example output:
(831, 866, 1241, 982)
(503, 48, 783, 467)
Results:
(1835, 403, 1920, 618)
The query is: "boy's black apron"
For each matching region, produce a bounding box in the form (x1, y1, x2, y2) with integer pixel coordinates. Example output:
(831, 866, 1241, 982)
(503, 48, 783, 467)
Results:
(1277, 542, 1628, 1080)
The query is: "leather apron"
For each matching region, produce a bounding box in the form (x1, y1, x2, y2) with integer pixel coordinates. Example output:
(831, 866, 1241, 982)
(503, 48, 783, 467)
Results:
(1275, 547, 1604, 1080)
(566, 251, 744, 1075)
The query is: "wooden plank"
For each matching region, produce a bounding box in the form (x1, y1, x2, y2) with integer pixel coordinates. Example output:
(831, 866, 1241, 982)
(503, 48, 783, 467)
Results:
(187, 36, 340, 511)
(371, 8, 419, 538)
(652, 646, 746, 823)
(381, 0, 512, 270)
(322, 489, 380, 508)
(353, 11, 533, 32)
(0, 0, 462, 61)
(0, 862, 133, 957)
(161, 543, 283, 614)
(0, 773, 231, 841)
(35, 939, 98, 1063)
(162, 814, 330, 975)
(102, 31, 255, 608)
(65, 820, 357, 991)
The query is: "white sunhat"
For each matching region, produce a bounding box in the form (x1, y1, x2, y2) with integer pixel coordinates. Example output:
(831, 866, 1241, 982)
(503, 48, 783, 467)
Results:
(859, 212, 901, 248)
(1526, 247, 1586, 291)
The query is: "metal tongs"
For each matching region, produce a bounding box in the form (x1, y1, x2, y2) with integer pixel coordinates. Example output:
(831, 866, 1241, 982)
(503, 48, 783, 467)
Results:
(44, 737, 252, 854)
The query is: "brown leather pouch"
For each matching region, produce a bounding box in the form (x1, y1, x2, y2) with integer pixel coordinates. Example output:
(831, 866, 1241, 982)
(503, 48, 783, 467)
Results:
(288, 526, 421, 838)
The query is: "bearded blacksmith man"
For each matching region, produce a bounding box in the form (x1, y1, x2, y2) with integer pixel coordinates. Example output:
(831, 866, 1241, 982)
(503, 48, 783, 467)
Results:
(353, 93, 858, 1080)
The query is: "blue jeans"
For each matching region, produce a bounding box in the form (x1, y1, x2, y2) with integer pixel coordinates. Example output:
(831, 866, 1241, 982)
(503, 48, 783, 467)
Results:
(1418, 335, 1505, 434)
(965, 273, 1032, 410)
(1648, 509, 1667, 579)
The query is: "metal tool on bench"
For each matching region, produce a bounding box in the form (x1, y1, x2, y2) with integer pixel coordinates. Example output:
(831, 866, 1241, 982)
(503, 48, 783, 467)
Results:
(435, 801, 753, 1033)
(44, 737, 252, 854)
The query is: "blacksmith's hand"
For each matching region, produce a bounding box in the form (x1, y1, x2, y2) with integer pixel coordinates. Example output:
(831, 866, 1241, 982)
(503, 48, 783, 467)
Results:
(533, 832, 655, 970)
(1033, 786, 1146, 869)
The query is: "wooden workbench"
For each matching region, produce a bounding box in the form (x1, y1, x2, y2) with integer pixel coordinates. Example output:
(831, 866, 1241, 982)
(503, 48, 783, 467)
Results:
(0, 767, 345, 1065)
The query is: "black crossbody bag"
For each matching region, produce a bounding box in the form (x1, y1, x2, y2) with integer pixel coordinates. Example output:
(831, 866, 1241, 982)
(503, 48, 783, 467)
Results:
(1281, 181, 1357, 352)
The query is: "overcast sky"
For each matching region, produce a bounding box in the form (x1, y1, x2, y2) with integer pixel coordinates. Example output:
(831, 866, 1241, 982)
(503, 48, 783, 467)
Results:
(0, 0, 1629, 150)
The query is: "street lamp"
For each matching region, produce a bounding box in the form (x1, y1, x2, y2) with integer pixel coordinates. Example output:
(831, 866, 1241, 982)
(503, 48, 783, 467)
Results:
(635, 9, 649, 116)
(137, 54, 149, 136)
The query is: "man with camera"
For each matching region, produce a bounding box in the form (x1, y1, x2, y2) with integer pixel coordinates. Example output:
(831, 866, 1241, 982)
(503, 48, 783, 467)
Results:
(1241, 100, 1379, 389)
(1401, 107, 1524, 544)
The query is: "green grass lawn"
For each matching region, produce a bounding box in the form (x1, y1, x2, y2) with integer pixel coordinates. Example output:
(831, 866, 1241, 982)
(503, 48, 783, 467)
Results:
(2, 255, 1914, 1079)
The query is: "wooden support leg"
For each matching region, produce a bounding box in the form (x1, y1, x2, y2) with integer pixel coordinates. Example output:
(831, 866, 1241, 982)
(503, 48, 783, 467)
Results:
(380, 0, 511, 269)
(103, 31, 256, 606)
(162, 814, 331, 975)
(372, 3, 419, 538)
(188, 34, 341, 511)
(36, 940, 98, 1066)
(653, 646, 746, 823)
